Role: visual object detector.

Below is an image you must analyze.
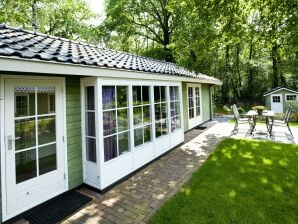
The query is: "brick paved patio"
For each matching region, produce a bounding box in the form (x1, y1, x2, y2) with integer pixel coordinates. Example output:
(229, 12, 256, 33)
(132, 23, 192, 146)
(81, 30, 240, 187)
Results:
(62, 121, 227, 224)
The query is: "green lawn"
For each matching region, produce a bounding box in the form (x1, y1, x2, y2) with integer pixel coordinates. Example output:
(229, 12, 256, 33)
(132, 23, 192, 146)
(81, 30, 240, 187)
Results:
(150, 139, 298, 224)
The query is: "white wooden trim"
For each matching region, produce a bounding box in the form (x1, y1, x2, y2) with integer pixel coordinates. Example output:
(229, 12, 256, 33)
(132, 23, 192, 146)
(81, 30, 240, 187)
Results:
(187, 83, 203, 129)
(264, 87, 298, 96)
(285, 94, 298, 101)
(0, 57, 221, 85)
(0, 75, 7, 222)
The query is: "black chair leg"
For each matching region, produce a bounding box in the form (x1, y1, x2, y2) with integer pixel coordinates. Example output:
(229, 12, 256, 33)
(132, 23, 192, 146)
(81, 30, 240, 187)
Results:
(287, 125, 294, 139)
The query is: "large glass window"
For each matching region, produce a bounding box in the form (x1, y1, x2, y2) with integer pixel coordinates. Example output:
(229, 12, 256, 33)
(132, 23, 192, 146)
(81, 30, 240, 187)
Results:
(188, 87, 194, 119)
(102, 86, 130, 162)
(154, 86, 168, 138)
(15, 86, 57, 184)
(195, 87, 201, 116)
(133, 86, 152, 147)
(85, 86, 96, 162)
(170, 86, 181, 132)
(188, 86, 201, 119)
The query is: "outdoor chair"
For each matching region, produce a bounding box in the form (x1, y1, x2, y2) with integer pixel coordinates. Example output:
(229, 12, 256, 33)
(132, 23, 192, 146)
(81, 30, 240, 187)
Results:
(271, 106, 293, 138)
(231, 104, 252, 134)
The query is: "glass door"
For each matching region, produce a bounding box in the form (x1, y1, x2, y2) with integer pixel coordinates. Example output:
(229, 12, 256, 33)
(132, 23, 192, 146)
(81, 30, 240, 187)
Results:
(4, 78, 66, 220)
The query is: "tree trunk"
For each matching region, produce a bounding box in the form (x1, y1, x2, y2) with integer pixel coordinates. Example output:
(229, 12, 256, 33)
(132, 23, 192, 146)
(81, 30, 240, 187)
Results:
(247, 38, 254, 100)
(31, 0, 37, 31)
(271, 42, 279, 88)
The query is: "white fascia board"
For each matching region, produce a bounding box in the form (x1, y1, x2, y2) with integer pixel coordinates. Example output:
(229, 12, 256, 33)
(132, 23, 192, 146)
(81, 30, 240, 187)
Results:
(0, 56, 222, 85)
(264, 88, 298, 96)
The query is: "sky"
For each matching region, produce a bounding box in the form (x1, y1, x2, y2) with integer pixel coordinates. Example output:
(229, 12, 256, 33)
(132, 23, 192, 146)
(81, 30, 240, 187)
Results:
(85, 0, 105, 24)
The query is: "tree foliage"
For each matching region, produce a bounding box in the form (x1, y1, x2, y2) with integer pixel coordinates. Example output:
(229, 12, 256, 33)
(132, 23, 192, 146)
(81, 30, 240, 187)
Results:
(0, 0, 297, 106)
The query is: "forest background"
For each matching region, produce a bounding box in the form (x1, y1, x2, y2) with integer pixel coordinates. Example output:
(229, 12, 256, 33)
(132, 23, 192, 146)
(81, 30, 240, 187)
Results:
(1, 0, 297, 110)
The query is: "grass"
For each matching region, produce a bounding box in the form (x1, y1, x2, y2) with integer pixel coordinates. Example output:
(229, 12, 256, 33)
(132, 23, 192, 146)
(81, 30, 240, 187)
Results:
(149, 138, 298, 224)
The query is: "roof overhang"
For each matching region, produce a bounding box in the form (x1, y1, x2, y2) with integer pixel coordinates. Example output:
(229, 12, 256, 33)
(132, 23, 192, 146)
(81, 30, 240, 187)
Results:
(0, 57, 222, 85)
(263, 87, 298, 96)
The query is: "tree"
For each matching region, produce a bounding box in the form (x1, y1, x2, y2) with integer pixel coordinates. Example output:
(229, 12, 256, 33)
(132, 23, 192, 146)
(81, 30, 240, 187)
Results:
(103, 0, 184, 61)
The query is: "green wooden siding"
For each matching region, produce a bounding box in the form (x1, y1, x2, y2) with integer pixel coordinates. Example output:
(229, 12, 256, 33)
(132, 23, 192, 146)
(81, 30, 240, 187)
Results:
(182, 82, 212, 132)
(201, 84, 211, 123)
(66, 76, 83, 189)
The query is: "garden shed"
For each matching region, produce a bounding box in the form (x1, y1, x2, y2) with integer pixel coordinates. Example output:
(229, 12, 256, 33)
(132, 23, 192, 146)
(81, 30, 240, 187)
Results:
(264, 87, 298, 113)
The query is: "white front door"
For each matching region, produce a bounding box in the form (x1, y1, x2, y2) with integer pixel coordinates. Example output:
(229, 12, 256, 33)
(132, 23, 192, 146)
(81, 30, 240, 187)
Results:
(271, 94, 283, 113)
(187, 84, 202, 129)
(4, 78, 67, 220)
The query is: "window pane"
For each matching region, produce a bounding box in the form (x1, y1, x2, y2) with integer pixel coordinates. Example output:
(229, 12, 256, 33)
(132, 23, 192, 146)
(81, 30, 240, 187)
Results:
(170, 86, 179, 101)
(39, 144, 57, 175)
(142, 86, 150, 104)
(104, 135, 117, 162)
(37, 87, 55, 115)
(134, 128, 143, 146)
(160, 86, 166, 102)
(188, 87, 193, 97)
(171, 116, 181, 132)
(161, 119, 168, 135)
(170, 102, 176, 117)
(133, 86, 142, 106)
(103, 110, 116, 136)
(118, 109, 129, 132)
(189, 108, 194, 119)
(154, 86, 160, 102)
(155, 104, 161, 120)
(86, 137, 96, 162)
(161, 103, 167, 119)
(143, 105, 150, 124)
(16, 149, 37, 184)
(188, 97, 193, 108)
(102, 86, 115, 110)
(38, 116, 56, 145)
(144, 125, 151, 143)
(49, 95, 55, 113)
(175, 101, 180, 115)
(119, 131, 129, 154)
(196, 96, 200, 108)
(86, 112, 95, 137)
(196, 106, 201, 116)
(155, 122, 162, 138)
(86, 86, 95, 110)
(15, 118, 36, 151)
(133, 106, 142, 127)
(117, 86, 128, 108)
(15, 87, 35, 117)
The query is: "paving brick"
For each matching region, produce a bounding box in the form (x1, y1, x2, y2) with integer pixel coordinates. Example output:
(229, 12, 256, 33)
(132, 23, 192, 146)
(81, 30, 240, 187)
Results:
(60, 121, 229, 224)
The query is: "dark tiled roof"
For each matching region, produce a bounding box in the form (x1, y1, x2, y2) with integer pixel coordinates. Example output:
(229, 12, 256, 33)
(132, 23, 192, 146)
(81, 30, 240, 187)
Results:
(0, 24, 221, 84)
(264, 87, 298, 95)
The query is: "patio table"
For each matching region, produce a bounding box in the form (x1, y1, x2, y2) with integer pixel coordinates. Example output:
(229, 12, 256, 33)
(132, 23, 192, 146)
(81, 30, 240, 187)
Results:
(246, 110, 275, 136)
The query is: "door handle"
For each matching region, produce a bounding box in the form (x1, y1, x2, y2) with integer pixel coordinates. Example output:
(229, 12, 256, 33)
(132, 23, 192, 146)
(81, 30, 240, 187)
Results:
(7, 135, 21, 150)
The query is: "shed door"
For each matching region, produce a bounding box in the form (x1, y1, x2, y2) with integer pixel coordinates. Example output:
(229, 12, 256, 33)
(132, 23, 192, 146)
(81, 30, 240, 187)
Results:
(4, 78, 67, 220)
(271, 94, 283, 113)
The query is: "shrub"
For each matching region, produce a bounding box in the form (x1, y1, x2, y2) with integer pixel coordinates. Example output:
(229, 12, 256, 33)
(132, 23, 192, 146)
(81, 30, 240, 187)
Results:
(223, 105, 231, 113)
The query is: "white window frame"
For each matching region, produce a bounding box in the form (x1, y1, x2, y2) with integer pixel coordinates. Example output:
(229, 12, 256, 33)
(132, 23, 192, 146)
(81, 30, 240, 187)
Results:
(81, 78, 184, 190)
(132, 85, 153, 148)
(187, 83, 202, 129)
(285, 94, 297, 101)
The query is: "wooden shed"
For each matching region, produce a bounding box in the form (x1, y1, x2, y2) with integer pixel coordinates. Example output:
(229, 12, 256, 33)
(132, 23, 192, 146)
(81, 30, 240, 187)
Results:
(264, 87, 298, 113)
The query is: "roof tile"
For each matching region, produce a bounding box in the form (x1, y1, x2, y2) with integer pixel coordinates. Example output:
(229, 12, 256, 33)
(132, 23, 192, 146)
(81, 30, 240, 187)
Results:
(0, 24, 221, 84)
